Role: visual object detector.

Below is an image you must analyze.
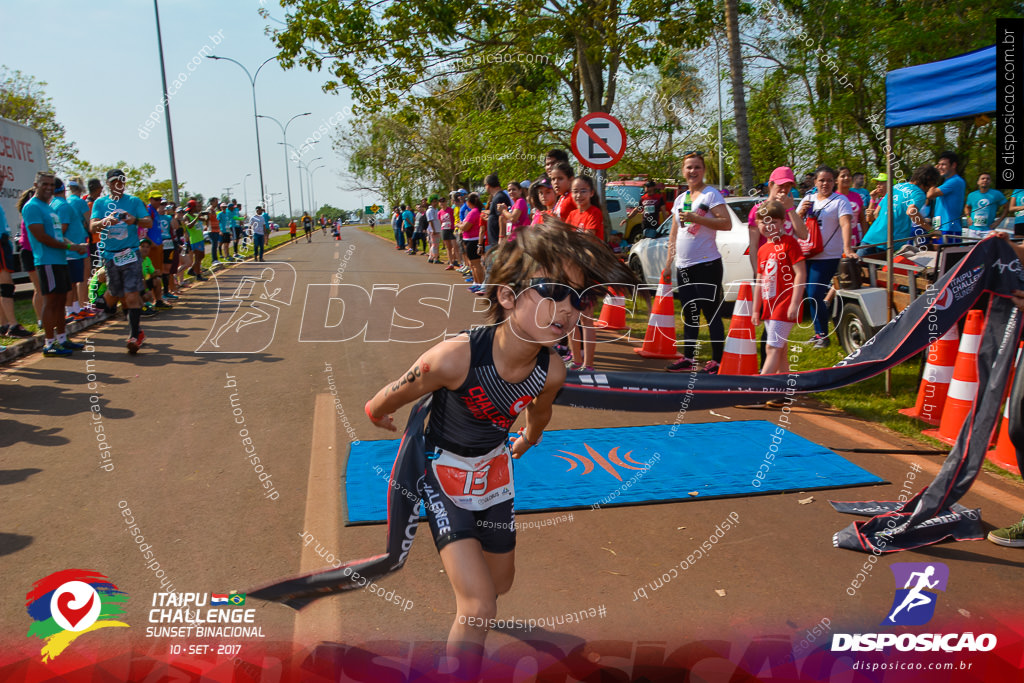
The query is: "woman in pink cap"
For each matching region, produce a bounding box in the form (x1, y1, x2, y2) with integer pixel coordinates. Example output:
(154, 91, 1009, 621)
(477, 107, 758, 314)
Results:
(746, 167, 809, 276)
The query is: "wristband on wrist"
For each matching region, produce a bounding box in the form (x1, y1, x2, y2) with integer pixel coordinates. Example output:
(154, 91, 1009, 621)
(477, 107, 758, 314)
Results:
(365, 401, 381, 421)
(519, 428, 540, 446)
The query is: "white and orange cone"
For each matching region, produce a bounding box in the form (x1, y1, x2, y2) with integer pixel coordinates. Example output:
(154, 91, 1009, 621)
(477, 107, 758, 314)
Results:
(923, 310, 984, 445)
(719, 282, 759, 375)
(634, 270, 681, 359)
(899, 326, 959, 426)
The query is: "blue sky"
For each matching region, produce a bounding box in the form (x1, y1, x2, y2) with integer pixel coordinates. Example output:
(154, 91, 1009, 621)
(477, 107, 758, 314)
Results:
(1, 0, 378, 215)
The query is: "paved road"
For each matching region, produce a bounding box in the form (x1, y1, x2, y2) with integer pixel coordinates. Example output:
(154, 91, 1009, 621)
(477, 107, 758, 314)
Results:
(3, 227, 1023, 678)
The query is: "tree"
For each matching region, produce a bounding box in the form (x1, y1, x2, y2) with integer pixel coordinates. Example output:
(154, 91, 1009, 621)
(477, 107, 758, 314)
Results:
(66, 160, 157, 196)
(723, 0, 753, 191)
(265, 0, 717, 123)
(0, 67, 79, 171)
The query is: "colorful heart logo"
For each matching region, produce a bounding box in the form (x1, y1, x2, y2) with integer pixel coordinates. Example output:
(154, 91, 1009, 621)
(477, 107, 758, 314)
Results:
(56, 590, 95, 629)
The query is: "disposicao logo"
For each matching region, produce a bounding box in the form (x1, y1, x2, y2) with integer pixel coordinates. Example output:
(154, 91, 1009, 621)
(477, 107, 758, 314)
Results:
(884, 562, 947, 626)
(25, 569, 129, 662)
(832, 563, 996, 653)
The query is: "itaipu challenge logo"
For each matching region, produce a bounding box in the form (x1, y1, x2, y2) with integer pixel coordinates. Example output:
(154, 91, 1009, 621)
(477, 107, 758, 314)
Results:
(25, 569, 129, 662)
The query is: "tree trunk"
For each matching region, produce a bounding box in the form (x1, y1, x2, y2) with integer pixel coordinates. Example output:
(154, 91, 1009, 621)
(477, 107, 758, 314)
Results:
(724, 0, 753, 191)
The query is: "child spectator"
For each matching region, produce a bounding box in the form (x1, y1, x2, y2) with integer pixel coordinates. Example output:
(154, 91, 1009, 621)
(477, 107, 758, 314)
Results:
(750, 200, 806, 394)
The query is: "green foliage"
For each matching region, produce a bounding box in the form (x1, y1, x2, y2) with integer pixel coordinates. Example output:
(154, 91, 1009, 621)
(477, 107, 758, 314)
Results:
(65, 160, 158, 197)
(0, 66, 79, 171)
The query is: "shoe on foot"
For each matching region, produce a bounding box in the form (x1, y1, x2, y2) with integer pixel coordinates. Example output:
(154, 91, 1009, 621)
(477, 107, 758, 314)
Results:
(164, 293, 179, 300)
(155, 300, 173, 309)
(44, 342, 74, 357)
(988, 517, 1024, 547)
(62, 339, 86, 350)
(126, 329, 146, 354)
(7, 324, 34, 338)
(702, 360, 720, 375)
(810, 333, 830, 349)
(444, 264, 455, 270)
(666, 357, 699, 373)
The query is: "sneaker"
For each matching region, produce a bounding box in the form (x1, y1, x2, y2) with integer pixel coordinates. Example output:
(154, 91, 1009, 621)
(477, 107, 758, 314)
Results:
(666, 357, 699, 373)
(0, 324, 7, 336)
(988, 517, 1024, 547)
(62, 339, 86, 350)
(164, 293, 179, 300)
(702, 360, 720, 375)
(810, 333, 830, 349)
(126, 330, 146, 354)
(43, 342, 73, 357)
(73, 310, 96, 320)
(9, 324, 36, 337)
(582, 366, 595, 372)
(567, 362, 583, 371)
(155, 300, 173, 309)
(444, 264, 455, 270)
(141, 306, 158, 317)
(468, 285, 483, 293)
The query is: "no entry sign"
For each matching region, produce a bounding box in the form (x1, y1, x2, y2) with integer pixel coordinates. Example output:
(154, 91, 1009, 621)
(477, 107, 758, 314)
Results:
(571, 113, 626, 170)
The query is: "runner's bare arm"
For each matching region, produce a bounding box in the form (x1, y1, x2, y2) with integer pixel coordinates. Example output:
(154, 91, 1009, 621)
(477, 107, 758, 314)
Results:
(510, 353, 565, 458)
(365, 334, 472, 432)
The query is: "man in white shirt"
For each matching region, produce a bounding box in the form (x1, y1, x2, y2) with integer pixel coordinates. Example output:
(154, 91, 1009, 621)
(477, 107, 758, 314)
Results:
(249, 206, 268, 262)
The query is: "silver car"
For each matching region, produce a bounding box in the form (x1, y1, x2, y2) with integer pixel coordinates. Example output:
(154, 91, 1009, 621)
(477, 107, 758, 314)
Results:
(626, 196, 758, 302)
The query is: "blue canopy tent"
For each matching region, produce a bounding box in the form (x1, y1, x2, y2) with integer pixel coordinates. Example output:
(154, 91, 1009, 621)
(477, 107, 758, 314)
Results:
(878, 46, 998, 389)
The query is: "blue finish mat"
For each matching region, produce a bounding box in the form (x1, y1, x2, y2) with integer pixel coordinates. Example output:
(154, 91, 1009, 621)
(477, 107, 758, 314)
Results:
(344, 421, 886, 524)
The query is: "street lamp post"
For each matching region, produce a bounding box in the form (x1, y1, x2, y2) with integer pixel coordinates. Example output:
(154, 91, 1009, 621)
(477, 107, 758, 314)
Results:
(259, 112, 310, 219)
(282, 144, 306, 215)
(302, 156, 323, 216)
(309, 164, 326, 216)
(242, 173, 253, 214)
(207, 54, 275, 207)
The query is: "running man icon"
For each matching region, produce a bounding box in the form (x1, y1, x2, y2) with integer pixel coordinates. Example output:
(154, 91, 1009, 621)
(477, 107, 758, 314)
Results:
(196, 263, 296, 353)
(884, 563, 949, 626)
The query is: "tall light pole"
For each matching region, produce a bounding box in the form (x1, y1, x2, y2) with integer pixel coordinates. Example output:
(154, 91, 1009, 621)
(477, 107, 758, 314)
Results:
(259, 112, 310, 219)
(207, 54, 275, 207)
(152, 0, 180, 205)
(242, 173, 253, 214)
(309, 164, 326, 216)
(302, 156, 322, 215)
(281, 143, 305, 214)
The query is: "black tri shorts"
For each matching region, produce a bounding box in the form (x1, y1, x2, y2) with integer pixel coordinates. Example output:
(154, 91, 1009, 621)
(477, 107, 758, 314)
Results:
(419, 445, 516, 555)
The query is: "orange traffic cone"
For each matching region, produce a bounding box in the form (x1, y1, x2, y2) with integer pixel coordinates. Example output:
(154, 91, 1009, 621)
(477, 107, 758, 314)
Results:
(595, 290, 627, 330)
(923, 310, 984, 445)
(987, 344, 1023, 475)
(719, 282, 759, 375)
(899, 326, 959, 425)
(634, 270, 681, 359)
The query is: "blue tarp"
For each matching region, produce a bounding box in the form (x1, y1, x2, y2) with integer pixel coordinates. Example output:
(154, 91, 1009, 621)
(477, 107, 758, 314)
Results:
(344, 421, 885, 524)
(886, 45, 996, 128)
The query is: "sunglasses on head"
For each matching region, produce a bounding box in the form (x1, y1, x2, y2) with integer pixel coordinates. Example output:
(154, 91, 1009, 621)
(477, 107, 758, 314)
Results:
(520, 278, 595, 310)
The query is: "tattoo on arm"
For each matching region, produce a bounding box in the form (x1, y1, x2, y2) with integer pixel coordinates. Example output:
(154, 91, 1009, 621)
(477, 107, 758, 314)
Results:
(385, 362, 431, 396)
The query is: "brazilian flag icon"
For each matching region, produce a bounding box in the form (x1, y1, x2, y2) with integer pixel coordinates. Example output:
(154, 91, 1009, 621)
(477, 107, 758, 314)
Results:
(228, 594, 246, 606)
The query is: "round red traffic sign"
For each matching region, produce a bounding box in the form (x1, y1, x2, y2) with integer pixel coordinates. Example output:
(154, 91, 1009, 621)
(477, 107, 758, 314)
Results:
(571, 113, 627, 170)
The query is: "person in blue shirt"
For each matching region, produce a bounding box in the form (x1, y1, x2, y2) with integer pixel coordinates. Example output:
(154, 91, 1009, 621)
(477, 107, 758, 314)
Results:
(963, 172, 1009, 238)
(51, 178, 92, 321)
(851, 172, 872, 207)
(229, 200, 243, 259)
(67, 178, 95, 319)
(24, 173, 88, 356)
(859, 165, 942, 257)
(1009, 189, 1024, 237)
(927, 150, 966, 241)
(400, 205, 416, 253)
(217, 202, 230, 259)
(89, 169, 152, 354)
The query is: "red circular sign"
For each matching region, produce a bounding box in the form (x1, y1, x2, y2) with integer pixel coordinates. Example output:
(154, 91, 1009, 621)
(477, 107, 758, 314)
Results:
(571, 113, 627, 170)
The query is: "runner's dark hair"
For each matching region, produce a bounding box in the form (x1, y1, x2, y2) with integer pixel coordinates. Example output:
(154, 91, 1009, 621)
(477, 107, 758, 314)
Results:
(911, 164, 942, 189)
(546, 149, 570, 163)
(551, 161, 575, 179)
(467, 192, 484, 210)
(483, 216, 637, 323)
